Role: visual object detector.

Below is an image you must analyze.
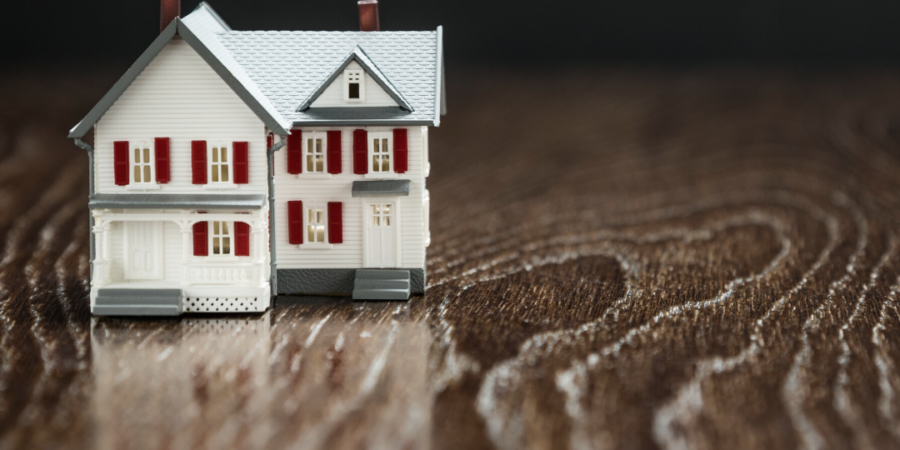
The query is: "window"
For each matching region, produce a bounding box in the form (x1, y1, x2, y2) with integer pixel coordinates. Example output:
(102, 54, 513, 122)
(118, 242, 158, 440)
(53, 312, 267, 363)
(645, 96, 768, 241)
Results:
(131, 141, 155, 185)
(370, 133, 392, 173)
(210, 221, 233, 256)
(344, 69, 365, 101)
(372, 203, 392, 226)
(209, 143, 232, 185)
(307, 206, 326, 243)
(304, 133, 326, 174)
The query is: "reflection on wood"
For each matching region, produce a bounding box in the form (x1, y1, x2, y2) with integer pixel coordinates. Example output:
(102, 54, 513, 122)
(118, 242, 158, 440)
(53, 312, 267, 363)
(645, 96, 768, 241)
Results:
(4, 67, 900, 449)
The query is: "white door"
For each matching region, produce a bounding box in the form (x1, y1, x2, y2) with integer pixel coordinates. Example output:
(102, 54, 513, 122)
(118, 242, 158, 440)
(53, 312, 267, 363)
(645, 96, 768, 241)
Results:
(364, 202, 400, 268)
(124, 222, 163, 280)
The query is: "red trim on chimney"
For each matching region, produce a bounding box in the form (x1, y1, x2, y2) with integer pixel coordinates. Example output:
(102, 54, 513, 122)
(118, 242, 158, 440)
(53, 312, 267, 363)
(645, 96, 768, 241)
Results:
(358, 0, 380, 32)
(161, 0, 181, 33)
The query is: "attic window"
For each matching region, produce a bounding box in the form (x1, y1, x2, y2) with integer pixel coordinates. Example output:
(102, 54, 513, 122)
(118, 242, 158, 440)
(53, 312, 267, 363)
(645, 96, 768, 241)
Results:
(344, 69, 365, 101)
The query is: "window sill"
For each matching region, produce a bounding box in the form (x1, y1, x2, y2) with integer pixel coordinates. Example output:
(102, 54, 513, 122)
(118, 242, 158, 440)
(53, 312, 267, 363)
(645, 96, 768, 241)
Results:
(203, 184, 238, 190)
(298, 173, 333, 180)
(125, 184, 161, 191)
(364, 172, 399, 179)
(299, 243, 334, 250)
(199, 255, 240, 262)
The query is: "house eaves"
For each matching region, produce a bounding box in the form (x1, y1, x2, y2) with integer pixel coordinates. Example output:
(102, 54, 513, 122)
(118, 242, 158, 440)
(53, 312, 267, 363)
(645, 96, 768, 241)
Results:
(68, 13, 290, 139)
(296, 46, 414, 113)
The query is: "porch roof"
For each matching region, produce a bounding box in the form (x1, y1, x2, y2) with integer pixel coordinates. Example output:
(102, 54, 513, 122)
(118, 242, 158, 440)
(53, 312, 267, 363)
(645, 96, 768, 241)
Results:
(88, 194, 267, 210)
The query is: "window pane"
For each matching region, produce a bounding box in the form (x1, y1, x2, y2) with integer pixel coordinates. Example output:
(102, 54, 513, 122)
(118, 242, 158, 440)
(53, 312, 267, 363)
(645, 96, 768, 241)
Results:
(382, 139, 388, 152)
(212, 166, 219, 182)
(382, 156, 390, 172)
(316, 139, 322, 154)
(143, 148, 150, 162)
(307, 139, 313, 154)
(221, 148, 227, 162)
(374, 139, 380, 153)
(222, 222, 229, 234)
(374, 216, 380, 226)
(212, 148, 218, 163)
(308, 209, 314, 223)
(385, 216, 390, 226)
(373, 205, 380, 214)
(349, 83, 360, 99)
(372, 155, 379, 171)
(316, 225, 324, 242)
(307, 155, 313, 171)
(308, 225, 314, 242)
(143, 165, 151, 182)
(221, 167, 229, 182)
(223, 237, 230, 254)
(316, 156, 323, 172)
(134, 148, 140, 162)
(134, 166, 141, 183)
(213, 237, 220, 254)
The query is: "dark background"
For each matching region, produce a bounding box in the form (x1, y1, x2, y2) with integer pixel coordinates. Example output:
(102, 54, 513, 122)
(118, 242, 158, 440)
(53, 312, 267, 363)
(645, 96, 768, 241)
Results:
(3, 0, 900, 66)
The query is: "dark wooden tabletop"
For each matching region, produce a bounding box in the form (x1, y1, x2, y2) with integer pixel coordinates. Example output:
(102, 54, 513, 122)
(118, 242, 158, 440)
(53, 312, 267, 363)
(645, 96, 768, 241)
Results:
(3, 66, 900, 449)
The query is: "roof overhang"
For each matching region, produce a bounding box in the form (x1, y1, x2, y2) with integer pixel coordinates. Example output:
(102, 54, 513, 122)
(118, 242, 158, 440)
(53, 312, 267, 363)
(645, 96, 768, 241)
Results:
(351, 180, 411, 197)
(89, 194, 267, 209)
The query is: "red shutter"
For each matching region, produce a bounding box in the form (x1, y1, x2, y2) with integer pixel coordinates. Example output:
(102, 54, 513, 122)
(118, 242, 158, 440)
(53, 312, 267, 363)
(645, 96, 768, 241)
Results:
(114, 141, 129, 186)
(328, 202, 343, 244)
(353, 129, 368, 174)
(287, 130, 302, 174)
(234, 222, 250, 256)
(327, 130, 342, 174)
(155, 137, 170, 183)
(193, 222, 208, 256)
(288, 200, 303, 244)
(233, 141, 249, 184)
(191, 140, 207, 184)
(393, 128, 408, 173)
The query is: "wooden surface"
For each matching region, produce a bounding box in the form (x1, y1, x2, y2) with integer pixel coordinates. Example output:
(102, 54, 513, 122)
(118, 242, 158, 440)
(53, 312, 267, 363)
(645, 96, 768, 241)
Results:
(3, 67, 900, 449)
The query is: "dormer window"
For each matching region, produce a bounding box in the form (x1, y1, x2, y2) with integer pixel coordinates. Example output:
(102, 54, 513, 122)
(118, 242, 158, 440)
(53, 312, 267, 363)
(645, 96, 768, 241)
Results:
(344, 69, 365, 102)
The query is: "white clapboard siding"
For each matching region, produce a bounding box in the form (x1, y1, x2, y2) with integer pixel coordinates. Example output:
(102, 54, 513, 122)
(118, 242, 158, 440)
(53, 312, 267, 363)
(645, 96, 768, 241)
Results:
(107, 221, 183, 283)
(274, 126, 428, 269)
(94, 37, 267, 194)
(309, 61, 400, 108)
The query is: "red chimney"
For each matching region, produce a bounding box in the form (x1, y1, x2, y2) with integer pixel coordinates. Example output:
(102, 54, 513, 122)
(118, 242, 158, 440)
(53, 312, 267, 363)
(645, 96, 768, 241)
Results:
(358, 0, 380, 32)
(161, 0, 181, 33)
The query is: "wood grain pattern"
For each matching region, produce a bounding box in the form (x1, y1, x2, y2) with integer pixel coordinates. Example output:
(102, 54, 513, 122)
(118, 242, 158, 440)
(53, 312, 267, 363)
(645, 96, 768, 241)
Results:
(3, 66, 900, 449)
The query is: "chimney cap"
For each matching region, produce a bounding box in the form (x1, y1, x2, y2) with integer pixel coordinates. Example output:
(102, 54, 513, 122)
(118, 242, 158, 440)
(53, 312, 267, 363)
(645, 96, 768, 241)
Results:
(358, 0, 380, 32)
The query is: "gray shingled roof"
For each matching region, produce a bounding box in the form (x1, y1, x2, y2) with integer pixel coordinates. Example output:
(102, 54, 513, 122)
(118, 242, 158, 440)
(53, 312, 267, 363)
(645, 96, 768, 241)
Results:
(70, 2, 443, 138)
(184, 2, 443, 127)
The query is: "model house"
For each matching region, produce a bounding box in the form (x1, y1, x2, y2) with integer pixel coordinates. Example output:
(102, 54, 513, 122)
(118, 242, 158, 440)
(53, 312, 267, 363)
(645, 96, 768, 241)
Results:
(69, 0, 444, 315)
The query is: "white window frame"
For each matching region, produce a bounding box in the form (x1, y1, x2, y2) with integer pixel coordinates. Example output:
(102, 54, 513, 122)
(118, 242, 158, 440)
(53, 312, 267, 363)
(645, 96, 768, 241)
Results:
(366, 132, 397, 178)
(302, 132, 330, 177)
(302, 202, 333, 249)
(344, 69, 365, 102)
(208, 220, 236, 258)
(127, 140, 160, 190)
(206, 142, 235, 189)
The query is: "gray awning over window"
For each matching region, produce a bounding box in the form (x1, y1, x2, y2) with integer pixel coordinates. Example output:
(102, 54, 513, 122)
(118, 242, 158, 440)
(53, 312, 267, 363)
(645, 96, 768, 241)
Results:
(89, 194, 267, 210)
(351, 180, 411, 197)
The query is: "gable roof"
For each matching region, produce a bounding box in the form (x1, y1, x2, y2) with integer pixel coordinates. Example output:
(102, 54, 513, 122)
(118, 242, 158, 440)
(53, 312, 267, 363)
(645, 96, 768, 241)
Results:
(298, 46, 413, 112)
(70, 2, 444, 137)
(69, 8, 291, 139)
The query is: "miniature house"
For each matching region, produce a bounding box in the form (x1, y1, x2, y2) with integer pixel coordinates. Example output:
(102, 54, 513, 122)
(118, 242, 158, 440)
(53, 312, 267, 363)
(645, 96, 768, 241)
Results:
(69, 0, 445, 315)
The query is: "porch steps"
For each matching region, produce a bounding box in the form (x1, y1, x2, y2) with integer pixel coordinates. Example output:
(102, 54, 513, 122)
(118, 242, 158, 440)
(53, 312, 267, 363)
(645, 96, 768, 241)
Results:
(352, 270, 411, 301)
(94, 288, 183, 316)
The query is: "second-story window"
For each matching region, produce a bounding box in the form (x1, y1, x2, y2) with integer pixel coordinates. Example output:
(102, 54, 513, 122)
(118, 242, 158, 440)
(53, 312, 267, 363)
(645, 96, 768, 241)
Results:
(344, 69, 364, 101)
(209, 143, 231, 184)
(304, 133, 326, 173)
(210, 221, 233, 256)
(131, 141, 155, 186)
(370, 133, 392, 173)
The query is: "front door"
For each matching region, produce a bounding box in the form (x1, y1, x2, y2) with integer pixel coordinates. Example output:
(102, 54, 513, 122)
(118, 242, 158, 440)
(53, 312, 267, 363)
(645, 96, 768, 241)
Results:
(124, 221, 163, 280)
(364, 202, 399, 268)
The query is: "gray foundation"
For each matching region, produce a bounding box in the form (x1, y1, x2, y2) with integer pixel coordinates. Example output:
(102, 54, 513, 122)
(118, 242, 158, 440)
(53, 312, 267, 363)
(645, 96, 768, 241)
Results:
(277, 268, 425, 296)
